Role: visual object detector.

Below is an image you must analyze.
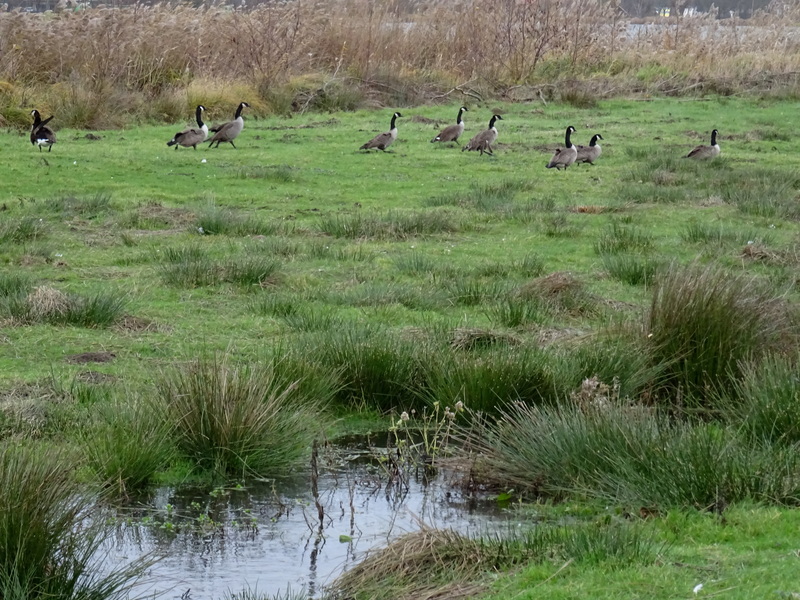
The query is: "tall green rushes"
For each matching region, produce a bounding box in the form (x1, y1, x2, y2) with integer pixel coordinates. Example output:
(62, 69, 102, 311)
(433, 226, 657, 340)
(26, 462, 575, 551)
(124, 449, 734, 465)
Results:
(720, 354, 800, 445)
(464, 401, 800, 508)
(0, 444, 149, 600)
(81, 399, 176, 496)
(156, 357, 325, 478)
(644, 264, 792, 406)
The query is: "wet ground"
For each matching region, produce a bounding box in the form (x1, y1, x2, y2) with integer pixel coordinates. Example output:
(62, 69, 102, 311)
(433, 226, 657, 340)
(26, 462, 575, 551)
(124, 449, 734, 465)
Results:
(104, 439, 510, 599)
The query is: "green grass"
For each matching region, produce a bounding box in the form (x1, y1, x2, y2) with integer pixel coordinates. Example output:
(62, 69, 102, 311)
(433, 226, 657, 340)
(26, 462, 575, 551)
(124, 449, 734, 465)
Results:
(0, 444, 151, 600)
(1, 94, 800, 600)
(155, 356, 326, 478)
(477, 504, 800, 600)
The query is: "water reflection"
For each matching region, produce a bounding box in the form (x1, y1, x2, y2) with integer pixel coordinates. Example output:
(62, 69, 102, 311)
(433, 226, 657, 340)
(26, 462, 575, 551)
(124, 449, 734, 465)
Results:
(105, 440, 508, 599)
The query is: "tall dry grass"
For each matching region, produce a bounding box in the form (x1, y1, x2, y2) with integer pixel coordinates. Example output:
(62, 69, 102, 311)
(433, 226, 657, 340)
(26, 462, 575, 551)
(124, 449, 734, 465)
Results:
(1, 0, 800, 127)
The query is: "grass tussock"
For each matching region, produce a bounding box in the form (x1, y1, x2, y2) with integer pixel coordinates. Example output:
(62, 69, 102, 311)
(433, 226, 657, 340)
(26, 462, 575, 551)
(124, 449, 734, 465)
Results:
(330, 520, 659, 600)
(644, 264, 793, 406)
(720, 354, 800, 445)
(316, 210, 461, 240)
(1, 286, 128, 328)
(196, 207, 284, 237)
(0, 444, 150, 599)
(156, 356, 325, 478)
(0, 217, 46, 245)
(463, 398, 800, 508)
(156, 247, 281, 288)
(81, 399, 176, 496)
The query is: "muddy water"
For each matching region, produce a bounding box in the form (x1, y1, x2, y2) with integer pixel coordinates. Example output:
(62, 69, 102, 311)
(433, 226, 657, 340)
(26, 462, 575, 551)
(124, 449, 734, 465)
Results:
(105, 441, 509, 599)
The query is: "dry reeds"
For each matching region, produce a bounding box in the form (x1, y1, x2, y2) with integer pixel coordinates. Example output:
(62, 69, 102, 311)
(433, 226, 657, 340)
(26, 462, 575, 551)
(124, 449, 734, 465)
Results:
(2, 1, 800, 126)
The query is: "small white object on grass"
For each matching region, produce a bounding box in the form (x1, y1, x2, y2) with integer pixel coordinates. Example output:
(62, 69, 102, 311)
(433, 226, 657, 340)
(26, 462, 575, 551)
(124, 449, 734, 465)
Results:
(693, 583, 703, 594)
(201, 159, 207, 163)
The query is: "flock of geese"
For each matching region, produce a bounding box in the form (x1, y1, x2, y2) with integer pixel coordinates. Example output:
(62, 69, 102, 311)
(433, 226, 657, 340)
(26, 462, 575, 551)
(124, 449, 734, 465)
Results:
(28, 102, 722, 165)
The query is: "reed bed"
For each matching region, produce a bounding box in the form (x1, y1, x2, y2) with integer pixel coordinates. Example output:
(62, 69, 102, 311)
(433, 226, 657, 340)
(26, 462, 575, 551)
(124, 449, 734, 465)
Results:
(2, 0, 800, 127)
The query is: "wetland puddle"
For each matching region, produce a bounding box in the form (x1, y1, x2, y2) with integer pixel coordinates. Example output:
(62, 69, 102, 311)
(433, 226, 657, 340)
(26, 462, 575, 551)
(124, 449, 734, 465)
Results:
(106, 438, 509, 598)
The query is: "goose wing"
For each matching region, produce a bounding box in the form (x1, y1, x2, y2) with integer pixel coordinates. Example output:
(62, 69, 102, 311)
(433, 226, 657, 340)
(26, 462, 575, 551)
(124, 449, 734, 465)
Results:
(360, 131, 394, 150)
(432, 123, 461, 143)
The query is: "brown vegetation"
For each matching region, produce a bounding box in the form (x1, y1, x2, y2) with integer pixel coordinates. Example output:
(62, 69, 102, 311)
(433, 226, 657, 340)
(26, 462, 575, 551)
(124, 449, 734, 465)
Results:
(0, 0, 800, 127)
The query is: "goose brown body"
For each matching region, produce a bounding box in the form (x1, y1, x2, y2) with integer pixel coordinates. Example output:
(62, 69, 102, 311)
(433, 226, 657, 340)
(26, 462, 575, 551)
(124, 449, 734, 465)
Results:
(431, 106, 467, 144)
(208, 102, 249, 149)
(462, 114, 502, 156)
(686, 129, 720, 160)
(360, 112, 402, 151)
(167, 105, 208, 150)
(546, 126, 578, 170)
(575, 134, 603, 165)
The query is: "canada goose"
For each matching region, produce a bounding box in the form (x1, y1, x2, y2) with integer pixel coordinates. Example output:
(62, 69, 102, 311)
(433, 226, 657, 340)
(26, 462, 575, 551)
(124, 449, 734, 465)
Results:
(462, 114, 503, 156)
(431, 106, 468, 145)
(546, 126, 578, 170)
(30, 109, 56, 152)
(360, 112, 402, 151)
(167, 105, 208, 150)
(576, 133, 603, 165)
(207, 102, 250, 149)
(685, 129, 720, 160)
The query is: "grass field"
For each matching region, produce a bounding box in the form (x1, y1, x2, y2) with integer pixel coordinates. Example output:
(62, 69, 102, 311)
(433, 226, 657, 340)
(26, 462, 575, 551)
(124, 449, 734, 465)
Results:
(2, 95, 800, 599)
(2, 96, 797, 385)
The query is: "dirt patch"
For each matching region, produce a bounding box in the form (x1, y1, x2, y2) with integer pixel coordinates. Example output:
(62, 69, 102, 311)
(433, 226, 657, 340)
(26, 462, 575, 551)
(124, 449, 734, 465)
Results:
(741, 243, 780, 263)
(570, 205, 609, 214)
(65, 351, 116, 364)
(75, 371, 118, 384)
(410, 115, 438, 125)
(135, 204, 196, 228)
(114, 314, 166, 334)
(450, 328, 520, 351)
(519, 271, 583, 298)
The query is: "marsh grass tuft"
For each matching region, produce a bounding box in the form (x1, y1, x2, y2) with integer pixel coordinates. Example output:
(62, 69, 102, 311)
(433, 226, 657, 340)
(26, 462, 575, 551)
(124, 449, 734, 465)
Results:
(465, 400, 800, 507)
(156, 356, 323, 478)
(594, 221, 653, 255)
(0, 444, 151, 600)
(81, 399, 176, 496)
(317, 210, 461, 239)
(645, 264, 793, 405)
(1, 286, 127, 328)
(330, 519, 657, 600)
(0, 273, 31, 297)
(682, 222, 772, 246)
(426, 180, 531, 212)
(602, 253, 663, 286)
(0, 217, 46, 245)
(43, 193, 114, 218)
(196, 207, 284, 236)
(720, 354, 800, 445)
(423, 345, 563, 413)
(299, 324, 427, 410)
